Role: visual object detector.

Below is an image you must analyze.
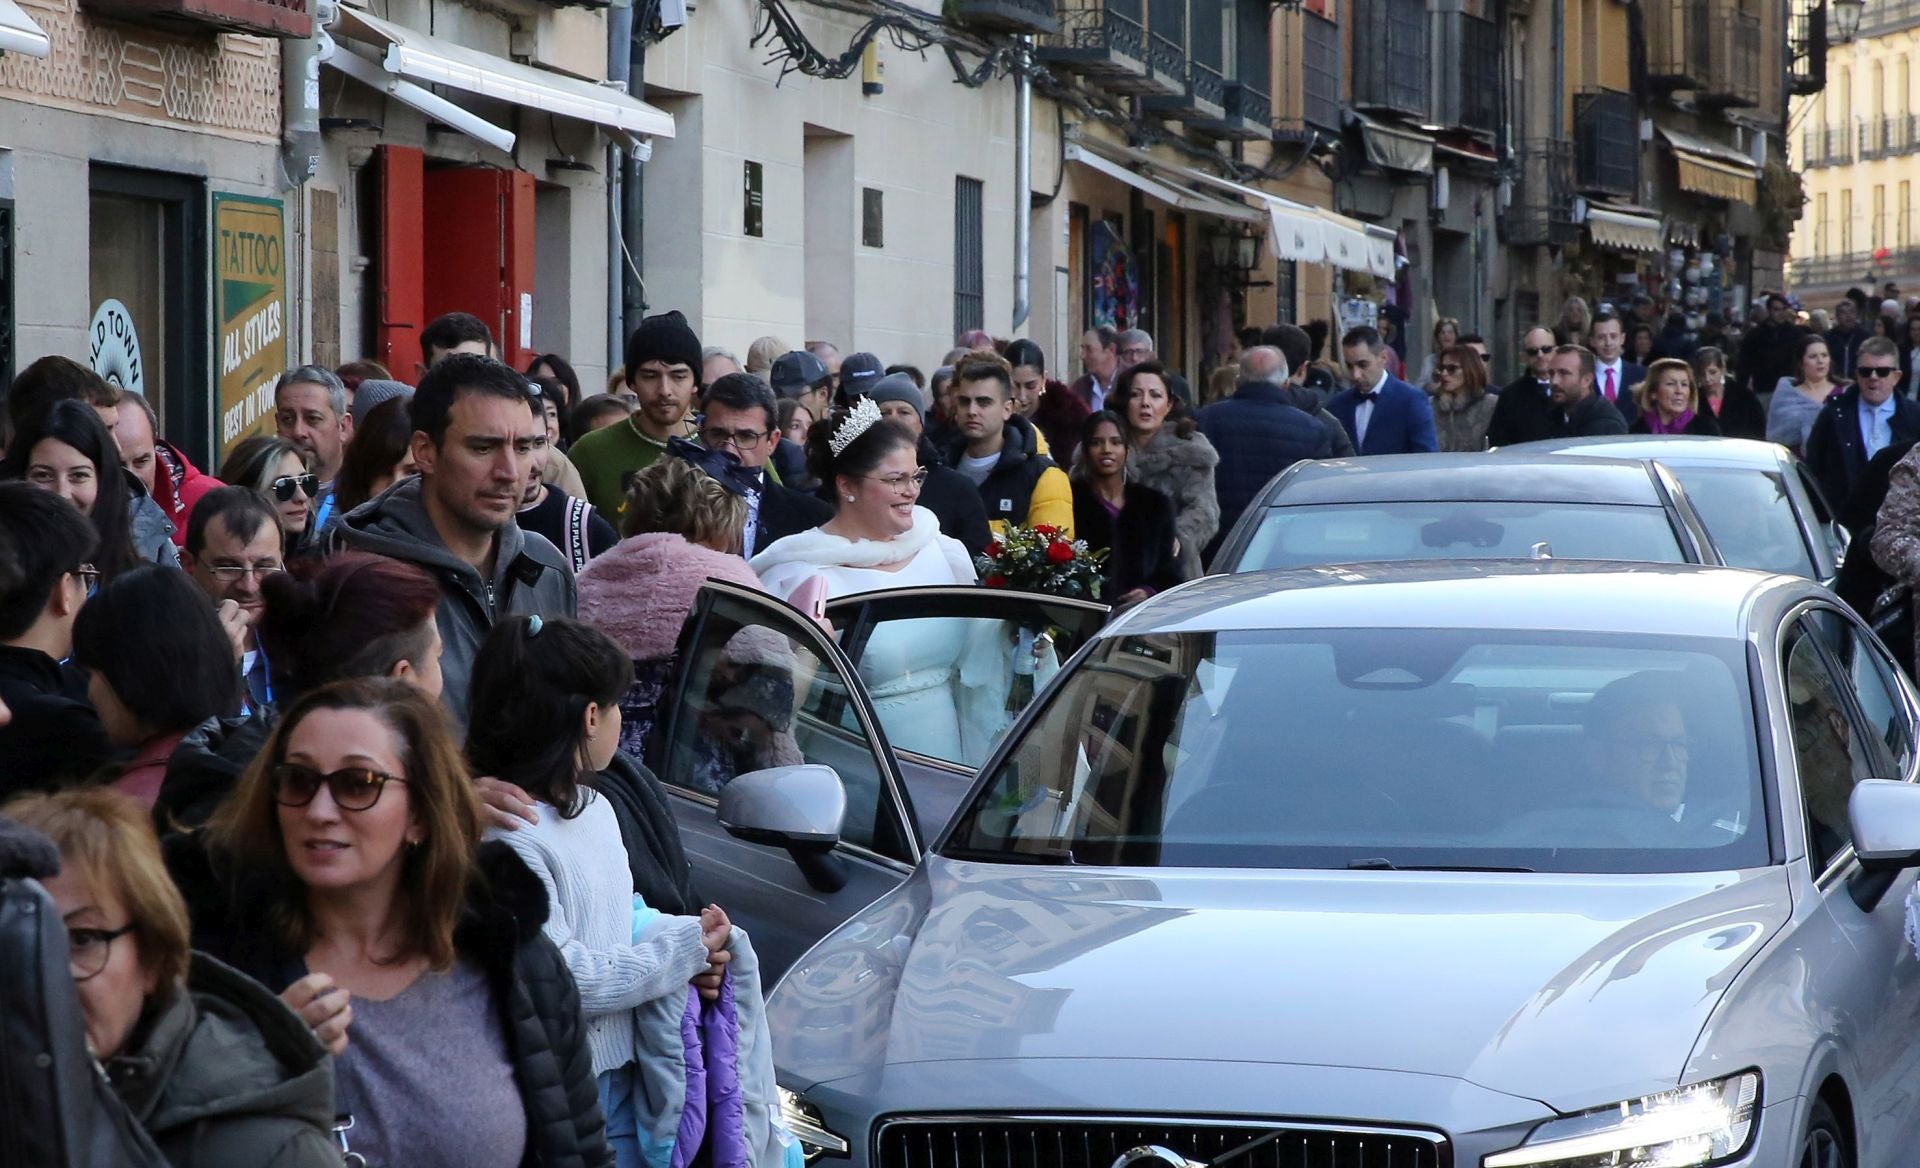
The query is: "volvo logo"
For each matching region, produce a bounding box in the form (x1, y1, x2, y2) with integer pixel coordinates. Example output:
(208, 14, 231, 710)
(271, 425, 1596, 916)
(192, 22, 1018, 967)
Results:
(1110, 1147, 1206, 1168)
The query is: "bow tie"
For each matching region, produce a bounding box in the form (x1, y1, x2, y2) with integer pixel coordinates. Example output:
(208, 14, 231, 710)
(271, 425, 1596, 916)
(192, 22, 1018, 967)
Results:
(1354, 388, 1379, 402)
(667, 436, 763, 498)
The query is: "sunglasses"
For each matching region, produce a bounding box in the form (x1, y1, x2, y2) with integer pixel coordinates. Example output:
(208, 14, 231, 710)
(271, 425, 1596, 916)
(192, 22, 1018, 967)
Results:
(1858, 366, 1901, 379)
(271, 763, 408, 811)
(1435, 364, 1463, 375)
(1526, 345, 1556, 356)
(270, 474, 320, 502)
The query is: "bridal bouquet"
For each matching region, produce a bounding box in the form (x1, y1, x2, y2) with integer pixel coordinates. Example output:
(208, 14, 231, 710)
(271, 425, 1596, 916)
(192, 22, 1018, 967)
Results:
(976, 525, 1106, 601)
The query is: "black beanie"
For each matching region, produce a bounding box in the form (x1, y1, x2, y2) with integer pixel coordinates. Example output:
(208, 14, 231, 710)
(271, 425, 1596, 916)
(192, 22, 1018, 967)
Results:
(623, 310, 704, 386)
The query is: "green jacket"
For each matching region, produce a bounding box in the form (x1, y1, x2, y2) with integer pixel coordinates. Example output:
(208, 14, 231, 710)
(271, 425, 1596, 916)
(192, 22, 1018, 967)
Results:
(107, 955, 338, 1168)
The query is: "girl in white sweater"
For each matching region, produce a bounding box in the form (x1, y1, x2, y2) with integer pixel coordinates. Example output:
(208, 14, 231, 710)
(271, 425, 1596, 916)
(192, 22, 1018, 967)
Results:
(469, 615, 730, 1168)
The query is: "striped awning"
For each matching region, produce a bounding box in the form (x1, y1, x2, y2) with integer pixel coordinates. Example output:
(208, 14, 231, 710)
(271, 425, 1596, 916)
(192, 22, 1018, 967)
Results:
(1587, 206, 1666, 253)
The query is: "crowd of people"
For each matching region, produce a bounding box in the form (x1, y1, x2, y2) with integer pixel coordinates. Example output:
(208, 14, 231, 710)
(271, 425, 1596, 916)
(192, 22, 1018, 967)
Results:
(15, 282, 1920, 1165)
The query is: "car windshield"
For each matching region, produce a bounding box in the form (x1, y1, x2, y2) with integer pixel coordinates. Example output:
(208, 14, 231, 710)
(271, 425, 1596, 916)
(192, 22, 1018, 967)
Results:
(948, 629, 1769, 874)
(1664, 466, 1817, 579)
(1232, 502, 1686, 571)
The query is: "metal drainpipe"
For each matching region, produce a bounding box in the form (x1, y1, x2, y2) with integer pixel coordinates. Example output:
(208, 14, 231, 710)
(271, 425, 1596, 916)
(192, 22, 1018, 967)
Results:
(280, 0, 331, 188)
(607, 3, 632, 368)
(1013, 36, 1032, 334)
(622, 30, 648, 341)
(1551, 0, 1565, 139)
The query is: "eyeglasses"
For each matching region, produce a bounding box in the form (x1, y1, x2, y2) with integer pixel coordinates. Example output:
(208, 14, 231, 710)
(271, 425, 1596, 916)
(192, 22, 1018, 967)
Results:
(68, 923, 136, 981)
(1435, 364, 1463, 375)
(699, 427, 769, 451)
(1616, 736, 1691, 766)
(208, 561, 285, 583)
(864, 469, 929, 496)
(1525, 345, 1556, 356)
(1858, 366, 1901, 379)
(73, 563, 100, 593)
(269, 474, 320, 502)
(270, 763, 409, 811)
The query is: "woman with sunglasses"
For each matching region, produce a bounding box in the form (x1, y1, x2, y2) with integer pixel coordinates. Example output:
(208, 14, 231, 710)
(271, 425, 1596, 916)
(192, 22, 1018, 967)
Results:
(185, 678, 611, 1168)
(5, 786, 340, 1168)
(223, 436, 318, 554)
(71, 566, 240, 807)
(1426, 344, 1498, 452)
(0, 398, 158, 579)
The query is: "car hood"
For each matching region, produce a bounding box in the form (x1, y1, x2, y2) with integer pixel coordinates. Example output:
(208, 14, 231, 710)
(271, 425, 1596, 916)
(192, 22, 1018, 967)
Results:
(769, 858, 1790, 1113)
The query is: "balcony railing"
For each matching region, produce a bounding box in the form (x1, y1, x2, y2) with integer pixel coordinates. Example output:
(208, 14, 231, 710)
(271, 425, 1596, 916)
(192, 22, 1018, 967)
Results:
(1788, 0, 1827, 97)
(1040, 0, 1172, 95)
(1858, 0, 1920, 37)
(79, 0, 310, 36)
(1646, 0, 1712, 89)
(1700, 2, 1761, 108)
(1351, 0, 1428, 119)
(1862, 118, 1889, 161)
(1432, 7, 1501, 137)
(1147, 57, 1226, 120)
(1193, 82, 1273, 140)
(1791, 249, 1920, 286)
(951, 0, 1060, 36)
(1645, 0, 1760, 106)
(1574, 88, 1638, 198)
(1502, 140, 1580, 248)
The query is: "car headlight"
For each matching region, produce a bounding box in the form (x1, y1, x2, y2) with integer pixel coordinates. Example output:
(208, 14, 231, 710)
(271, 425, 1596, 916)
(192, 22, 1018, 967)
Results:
(1484, 1071, 1760, 1168)
(778, 1086, 851, 1160)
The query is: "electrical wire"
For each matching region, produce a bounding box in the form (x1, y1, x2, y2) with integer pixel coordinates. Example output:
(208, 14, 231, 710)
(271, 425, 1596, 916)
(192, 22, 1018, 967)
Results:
(750, 0, 1020, 87)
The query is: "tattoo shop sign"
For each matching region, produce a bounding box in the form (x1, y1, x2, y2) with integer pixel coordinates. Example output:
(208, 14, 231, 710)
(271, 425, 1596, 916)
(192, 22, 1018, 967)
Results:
(214, 193, 287, 460)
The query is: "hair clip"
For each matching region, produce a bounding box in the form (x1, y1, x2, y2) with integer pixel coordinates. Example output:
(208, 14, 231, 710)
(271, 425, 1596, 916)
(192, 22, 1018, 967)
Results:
(829, 396, 883, 457)
(527, 614, 544, 636)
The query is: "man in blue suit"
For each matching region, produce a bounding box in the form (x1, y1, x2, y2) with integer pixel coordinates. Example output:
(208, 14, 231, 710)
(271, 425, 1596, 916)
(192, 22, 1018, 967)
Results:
(1330, 325, 1439, 455)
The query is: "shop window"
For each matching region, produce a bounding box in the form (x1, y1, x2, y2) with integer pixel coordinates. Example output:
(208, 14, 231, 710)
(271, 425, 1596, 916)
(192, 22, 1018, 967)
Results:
(954, 176, 984, 336)
(863, 188, 884, 249)
(1275, 259, 1298, 324)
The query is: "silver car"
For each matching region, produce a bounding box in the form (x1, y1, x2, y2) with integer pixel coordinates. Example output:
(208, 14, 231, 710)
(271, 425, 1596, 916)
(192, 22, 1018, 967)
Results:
(737, 561, 1920, 1168)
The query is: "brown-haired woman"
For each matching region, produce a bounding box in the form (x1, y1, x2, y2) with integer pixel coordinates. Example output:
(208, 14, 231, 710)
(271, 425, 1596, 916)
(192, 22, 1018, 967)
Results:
(5, 787, 338, 1168)
(182, 678, 611, 1168)
(1117, 361, 1219, 579)
(1428, 344, 1498, 452)
(1631, 358, 1723, 436)
(1691, 346, 1766, 440)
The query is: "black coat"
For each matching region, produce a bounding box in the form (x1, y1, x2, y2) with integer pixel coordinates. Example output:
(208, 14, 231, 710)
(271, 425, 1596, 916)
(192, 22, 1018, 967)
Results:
(1195, 381, 1333, 548)
(750, 478, 833, 557)
(1071, 480, 1186, 599)
(0, 646, 116, 799)
(594, 751, 700, 918)
(1708, 385, 1770, 441)
(915, 442, 994, 558)
(154, 708, 274, 834)
(1804, 386, 1920, 517)
(1487, 374, 1555, 447)
(1550, 391, 1629, 438)
(171, 840, 613, 1168)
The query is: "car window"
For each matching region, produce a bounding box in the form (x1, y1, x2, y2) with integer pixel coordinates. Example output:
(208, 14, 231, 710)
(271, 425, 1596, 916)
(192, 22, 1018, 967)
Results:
(1666, 466, 1818, 579)
(1233, 502, 1685, 571)
(832, 597, 1106, 772)
(948, 629, 1767, 873)
(1784, 620, 1877, 872)
(660, 590, 911, 861)
(1805, 608, 1915, 778)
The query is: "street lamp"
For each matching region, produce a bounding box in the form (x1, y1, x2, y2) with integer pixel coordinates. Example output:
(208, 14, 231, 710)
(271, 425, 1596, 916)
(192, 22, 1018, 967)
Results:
(1833, 0, 1865, 44)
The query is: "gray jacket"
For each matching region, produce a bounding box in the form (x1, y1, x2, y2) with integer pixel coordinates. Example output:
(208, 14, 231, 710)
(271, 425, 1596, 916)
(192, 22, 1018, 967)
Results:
(1129, 426, 1221, 580)
(107, 955, 338, 1168)
(332, 477, 577, 728)
(128, 476, 180, 567)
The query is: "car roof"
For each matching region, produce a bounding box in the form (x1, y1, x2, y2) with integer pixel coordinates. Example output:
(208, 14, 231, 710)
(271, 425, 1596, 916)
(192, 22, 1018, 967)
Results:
(1263, 453, 1669, 506)
(1110, 560, 1816, 639)
(1503, 435, 1793, 472)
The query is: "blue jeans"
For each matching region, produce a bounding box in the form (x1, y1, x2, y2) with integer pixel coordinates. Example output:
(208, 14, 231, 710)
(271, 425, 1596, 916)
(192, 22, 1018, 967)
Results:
(598, 1066, 642, 1168)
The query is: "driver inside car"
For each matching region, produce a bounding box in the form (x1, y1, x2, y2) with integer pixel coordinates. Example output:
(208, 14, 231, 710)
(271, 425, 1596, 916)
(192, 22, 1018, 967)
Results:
(1584, 673, 1692, 818)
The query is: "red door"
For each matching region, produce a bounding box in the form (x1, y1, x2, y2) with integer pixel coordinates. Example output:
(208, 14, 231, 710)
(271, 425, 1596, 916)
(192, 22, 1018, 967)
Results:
(423, 167, 536, 371)
(377, 145, 425, 382)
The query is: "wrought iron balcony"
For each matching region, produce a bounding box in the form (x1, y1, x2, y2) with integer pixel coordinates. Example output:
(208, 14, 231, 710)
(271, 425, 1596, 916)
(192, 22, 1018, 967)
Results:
(1192, 82, 1271, 140)
(1502, 140, 1580, 248)
(1646, 0, 1761, 106)
(951, 0, 1060, 36)
(1301, 12, 1342, 134)
(79, 0, 310, 37)
(1351, 0, 1428, 119)
(1040, 0, 1157, 91)
(1145, 29, 1186, 94)
(1788, 0, 1828, 97)
(1574, 88, 1638, 198)
(1432, 7, 1500, 138)
(1858, 0, 1920, 38)
(1146, 58, 1227, 121)
(1699, 2, 1761, 109)
(1861, 117, 1890, 161)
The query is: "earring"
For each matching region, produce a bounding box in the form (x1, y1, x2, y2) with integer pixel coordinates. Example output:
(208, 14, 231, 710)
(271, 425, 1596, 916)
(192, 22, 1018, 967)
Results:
(845, 494, 856, 502)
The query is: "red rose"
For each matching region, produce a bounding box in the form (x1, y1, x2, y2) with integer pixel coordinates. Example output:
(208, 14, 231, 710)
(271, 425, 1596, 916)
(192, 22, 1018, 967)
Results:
(1046, 542, 1074, 564)
(985, 541, 1003, 559)
(984, 574, 1010, 588)
(1033, 525, 1057, 537)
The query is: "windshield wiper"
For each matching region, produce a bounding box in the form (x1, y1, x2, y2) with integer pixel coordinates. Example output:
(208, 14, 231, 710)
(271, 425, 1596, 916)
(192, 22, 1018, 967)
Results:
(1345, 858, 1535, 873)
(942, 845, 1079, 865)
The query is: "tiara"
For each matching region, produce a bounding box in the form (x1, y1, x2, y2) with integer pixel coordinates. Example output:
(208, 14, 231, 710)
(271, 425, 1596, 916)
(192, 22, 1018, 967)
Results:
(829, 396, 883, 457)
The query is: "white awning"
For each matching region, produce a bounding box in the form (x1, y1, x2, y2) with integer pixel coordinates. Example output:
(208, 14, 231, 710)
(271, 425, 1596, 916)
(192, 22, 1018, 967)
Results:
(1587, 205, 1665, 253)
(328, 46, 518, 153)
(1174, 166, 1328, 265)
(1065, 141, 1266, 225)
(1352, 112, 1435, 175)
(0, 0, 50, 58)
(331, 7, 674, 143)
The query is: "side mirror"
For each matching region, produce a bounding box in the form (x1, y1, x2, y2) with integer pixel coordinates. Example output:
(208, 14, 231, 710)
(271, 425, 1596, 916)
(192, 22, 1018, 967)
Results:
(718, 765, 850, 893)
(1847, 779, 1920, 909)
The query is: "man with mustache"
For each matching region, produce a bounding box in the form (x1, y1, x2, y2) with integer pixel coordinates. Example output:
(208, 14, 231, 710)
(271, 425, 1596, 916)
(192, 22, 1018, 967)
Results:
(570, 310, 704, 517)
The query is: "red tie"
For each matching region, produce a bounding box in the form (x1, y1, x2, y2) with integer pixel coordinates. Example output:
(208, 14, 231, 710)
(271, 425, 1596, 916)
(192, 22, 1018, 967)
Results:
(1604, 368, 1617, 400)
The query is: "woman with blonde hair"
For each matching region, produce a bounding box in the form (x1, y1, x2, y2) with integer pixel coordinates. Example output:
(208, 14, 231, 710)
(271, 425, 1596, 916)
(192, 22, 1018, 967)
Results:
(1558, 296, 1592, 347)
(178, 678, 610, 1168)
(1631, 357, 1722, 436)
(1427, 344, 1499, 451)
(5, 786, 338, 1167)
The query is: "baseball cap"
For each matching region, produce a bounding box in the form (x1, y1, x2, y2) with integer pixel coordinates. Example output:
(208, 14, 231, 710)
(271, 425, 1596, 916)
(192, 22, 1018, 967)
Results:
(839, 352, 885, 394)
(770, 350, 831, 398)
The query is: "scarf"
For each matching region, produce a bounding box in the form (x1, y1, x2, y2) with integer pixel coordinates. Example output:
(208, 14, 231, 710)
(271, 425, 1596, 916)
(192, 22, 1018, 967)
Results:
(1645, 409, 1695, 435)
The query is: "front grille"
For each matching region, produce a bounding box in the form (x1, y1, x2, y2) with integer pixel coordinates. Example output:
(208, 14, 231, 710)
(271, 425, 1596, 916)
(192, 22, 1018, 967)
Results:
(874, 1116, 1448, 1168)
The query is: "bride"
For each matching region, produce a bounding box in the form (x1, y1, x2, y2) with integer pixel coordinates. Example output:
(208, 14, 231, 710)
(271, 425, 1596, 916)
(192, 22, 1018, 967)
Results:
(752, 398, 997, 760)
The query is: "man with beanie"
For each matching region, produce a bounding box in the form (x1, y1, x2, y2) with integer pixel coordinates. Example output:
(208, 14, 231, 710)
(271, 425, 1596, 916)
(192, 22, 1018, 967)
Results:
(349, 378, 414, 426)
(868, 373, 992, 556)
(569, 310, 703, 517)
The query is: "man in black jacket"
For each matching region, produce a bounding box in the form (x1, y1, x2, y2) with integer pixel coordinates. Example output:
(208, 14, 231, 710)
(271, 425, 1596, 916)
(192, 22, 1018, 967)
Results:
(1487, 326, 1561, 447)
(1547, 345, 1628, 438)
(1267, 324, 1354, 456)
(867, 373, 992, 556)
(696, 373, 832, 556)
(1737, 293, 1810, 397)
(1804, 336, 1920, 517)
(1196, 347, 1332, 560)
(0, 484, 115, 798)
